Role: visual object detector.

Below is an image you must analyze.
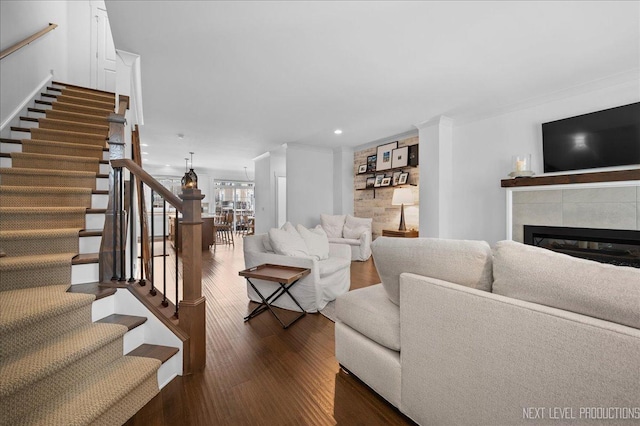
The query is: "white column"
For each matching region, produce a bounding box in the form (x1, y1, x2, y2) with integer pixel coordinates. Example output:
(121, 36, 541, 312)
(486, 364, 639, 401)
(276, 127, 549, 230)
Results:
(417, 116, 454, 238)
(333, 146, 354, 216)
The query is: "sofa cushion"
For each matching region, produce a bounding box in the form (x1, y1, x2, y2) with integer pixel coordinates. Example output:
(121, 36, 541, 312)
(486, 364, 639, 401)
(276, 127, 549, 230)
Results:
(318, 256, 350, 277)
(336, 284, 400, 351)
(372, 237, 493, 305)
(492, 240, 640, 330)
(296, 224, 329, 260)
(263, 222, 297, 252)
(328, 237, 361, 246)
(343, 215, 372, 240)
(321, 214, 346, 238)
(268, 225, 309, 257)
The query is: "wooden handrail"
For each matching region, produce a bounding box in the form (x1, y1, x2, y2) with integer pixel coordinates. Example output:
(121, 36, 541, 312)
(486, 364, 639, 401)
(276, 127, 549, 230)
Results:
(0, 23, 58, 60)
(111, 159, 184, 211)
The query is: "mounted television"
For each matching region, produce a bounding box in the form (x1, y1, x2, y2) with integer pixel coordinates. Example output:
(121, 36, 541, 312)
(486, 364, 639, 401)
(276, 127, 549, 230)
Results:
(542, 102, 640, 173)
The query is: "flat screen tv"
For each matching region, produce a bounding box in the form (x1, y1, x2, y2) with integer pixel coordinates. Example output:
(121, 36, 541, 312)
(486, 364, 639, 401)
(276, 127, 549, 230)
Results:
(542, 102, 640, 173)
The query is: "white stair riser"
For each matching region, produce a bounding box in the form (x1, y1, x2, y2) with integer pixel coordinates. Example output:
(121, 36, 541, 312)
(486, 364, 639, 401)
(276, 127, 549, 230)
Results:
(92, 193, 108, 209)
(0, 143, 21, 154)
(97, 178, 108, 191)
(91, 295, 115, 321)
(158, 354, 181, 389)
(0, 157, 10, 168)
(72, 262, 100, 285)
(79, 236, 101, 254)
(19, 120, 39, 128)
(27, 110, 46, 118)
(122, 326, 145, 354)
(11, 130, 30, 139)
(100, 164, 110, 174)
(86, 213, 105, 229)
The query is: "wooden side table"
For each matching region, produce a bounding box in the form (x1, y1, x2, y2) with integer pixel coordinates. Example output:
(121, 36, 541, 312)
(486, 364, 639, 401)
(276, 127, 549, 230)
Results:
(239, 264, 311, 329)
(382, 229, 419, 238)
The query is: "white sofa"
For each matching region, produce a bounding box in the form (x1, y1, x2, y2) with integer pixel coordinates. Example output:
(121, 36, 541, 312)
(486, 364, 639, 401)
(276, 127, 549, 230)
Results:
(243, 232, 351, 312)
(320, 214, 372, 261)
(335, 237, 640, 425)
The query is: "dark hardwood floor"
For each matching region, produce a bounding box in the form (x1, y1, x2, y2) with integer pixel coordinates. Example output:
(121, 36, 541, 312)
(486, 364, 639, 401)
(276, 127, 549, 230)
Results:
(125, 237, 412, 426)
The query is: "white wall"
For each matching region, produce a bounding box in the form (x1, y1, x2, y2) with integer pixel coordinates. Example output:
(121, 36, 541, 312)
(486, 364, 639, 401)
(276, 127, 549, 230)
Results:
(333, 147, 354, 215)
(253, 154, 271, 234)
(450, 76, 640, 245)
(286, 143, 334, 228)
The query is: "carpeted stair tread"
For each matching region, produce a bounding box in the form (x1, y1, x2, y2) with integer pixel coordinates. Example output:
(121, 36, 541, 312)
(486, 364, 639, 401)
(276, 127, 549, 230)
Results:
(0, 228, 80, 257)
(0, 168, 96, 190)
(0, 185, 93, 208)
(52, 100, 114, 117)
(0, 252, 75, 291)
(20, 138, 106, 158)
(29, 128, 107, 147)
(0, 207, 87, 231)
(0, 322, 126, 397)
(36, 117, 108, 136)
(19, 356, 160, 426)
(42, 109, 110, 126)
(0, 285, 93, 355)
(8, 151, 100, 172)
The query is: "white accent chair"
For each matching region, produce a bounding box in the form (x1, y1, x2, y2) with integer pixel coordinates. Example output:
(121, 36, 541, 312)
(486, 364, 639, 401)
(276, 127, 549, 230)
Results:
(320, 214, 372, 261)
(243, 233, 351, 312)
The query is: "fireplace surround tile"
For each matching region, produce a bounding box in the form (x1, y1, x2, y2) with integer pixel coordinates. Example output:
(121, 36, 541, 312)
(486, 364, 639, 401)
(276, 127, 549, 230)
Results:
(512, 190, 562, 204)
(512, 203, 562, 242)
(562, 202, 636, 230)
(562, 187, 636, 203)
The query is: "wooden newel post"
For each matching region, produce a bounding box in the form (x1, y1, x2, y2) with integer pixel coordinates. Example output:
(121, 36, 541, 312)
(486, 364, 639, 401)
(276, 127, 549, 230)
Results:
(178, 188, 206, 374)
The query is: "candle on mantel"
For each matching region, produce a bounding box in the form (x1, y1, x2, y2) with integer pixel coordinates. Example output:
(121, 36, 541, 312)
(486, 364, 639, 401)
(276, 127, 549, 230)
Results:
(516, 160, 526, 172)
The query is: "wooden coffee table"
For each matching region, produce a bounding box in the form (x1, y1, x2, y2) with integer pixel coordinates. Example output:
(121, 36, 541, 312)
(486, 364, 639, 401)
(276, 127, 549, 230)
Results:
(239, 264, 311, 329)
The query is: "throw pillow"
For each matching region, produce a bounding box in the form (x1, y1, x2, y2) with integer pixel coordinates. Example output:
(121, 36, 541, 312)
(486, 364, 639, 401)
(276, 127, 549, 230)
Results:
(268, 226, 309, 257)
(320, 214, 346, 238)
(263, 221, 296, 252)
(296, 224, 330, 260)
(343, 215, 372, 240)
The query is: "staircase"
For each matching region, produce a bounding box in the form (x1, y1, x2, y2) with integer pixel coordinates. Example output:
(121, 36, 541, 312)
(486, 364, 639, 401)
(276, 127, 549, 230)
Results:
(0, 83, 178, 425)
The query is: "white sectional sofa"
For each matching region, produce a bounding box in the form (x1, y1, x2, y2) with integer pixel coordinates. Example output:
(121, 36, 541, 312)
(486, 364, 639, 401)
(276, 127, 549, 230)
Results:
(335, 237, 640, 425)
(320, 214, 372, 261)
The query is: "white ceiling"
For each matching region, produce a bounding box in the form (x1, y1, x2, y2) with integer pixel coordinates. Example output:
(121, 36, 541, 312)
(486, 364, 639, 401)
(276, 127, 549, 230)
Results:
(105, 1, 640, 178)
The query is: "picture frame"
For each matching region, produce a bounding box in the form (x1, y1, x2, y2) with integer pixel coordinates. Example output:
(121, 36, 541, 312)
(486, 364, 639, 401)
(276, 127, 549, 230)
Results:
(392, 171, 401, 186)
(365, 177, 375, 188)
(367, 155, 377, 172)
(381, 177, 391, 187)
(357, 164, 367, 174)
(398, 172, 409, 185)
(375, 141, 398, 172)
(374, 174, 385, 187)
(408, 144, 419, 166)
(391, 146, 409, 168)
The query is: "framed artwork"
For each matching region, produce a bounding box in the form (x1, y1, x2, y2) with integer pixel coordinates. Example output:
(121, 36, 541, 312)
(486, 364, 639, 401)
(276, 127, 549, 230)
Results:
(375, 141, 398, 171)
(367, 155, 377, 172)
(398, 172, 409, 185)
(392, 171, 401, 186)
(357, 164, 367, 174)
(374, 174, 385, 187)
(381, 177, 391, 187)
(408, 144, 419, 166)
(391, 146, 409, 168)
(365, 177, 375, 188)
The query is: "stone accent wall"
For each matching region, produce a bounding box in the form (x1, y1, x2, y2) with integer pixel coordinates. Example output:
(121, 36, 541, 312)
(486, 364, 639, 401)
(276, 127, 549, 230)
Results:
(512, 185, 640, 242)
(354, 136, 419, 239)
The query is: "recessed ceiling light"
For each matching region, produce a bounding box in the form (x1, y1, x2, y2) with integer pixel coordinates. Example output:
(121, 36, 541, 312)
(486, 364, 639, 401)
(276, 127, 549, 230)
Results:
(142, 152, 149, 155)
(334, 129, 343, 135)
(177, 133, 184, 140)
(165, 164, 171, 167)
(141, 143, 148, 147)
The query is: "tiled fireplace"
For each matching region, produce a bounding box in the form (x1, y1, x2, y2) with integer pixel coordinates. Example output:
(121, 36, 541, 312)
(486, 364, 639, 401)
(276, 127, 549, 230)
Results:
(507, 181, 640, 243)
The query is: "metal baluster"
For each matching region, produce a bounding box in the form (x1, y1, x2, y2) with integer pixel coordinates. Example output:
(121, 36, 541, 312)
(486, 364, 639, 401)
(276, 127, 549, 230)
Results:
(128, 174, 136, 282)
(118, 169, 126, 281)
(150, 189, 156, 296)
(138, 180, 146, 286)
(111, 167, 119, 281)
(161, 199, 168, 307)
(174, 234, 179, 318)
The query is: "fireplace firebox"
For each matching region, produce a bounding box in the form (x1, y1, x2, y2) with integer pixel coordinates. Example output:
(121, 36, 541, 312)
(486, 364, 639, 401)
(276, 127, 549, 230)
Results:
(524, 225, 640, 269)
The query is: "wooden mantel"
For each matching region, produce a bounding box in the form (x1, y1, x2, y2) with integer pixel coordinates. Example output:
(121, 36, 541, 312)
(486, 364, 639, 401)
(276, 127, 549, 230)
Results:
(501, 169, 640, 188)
